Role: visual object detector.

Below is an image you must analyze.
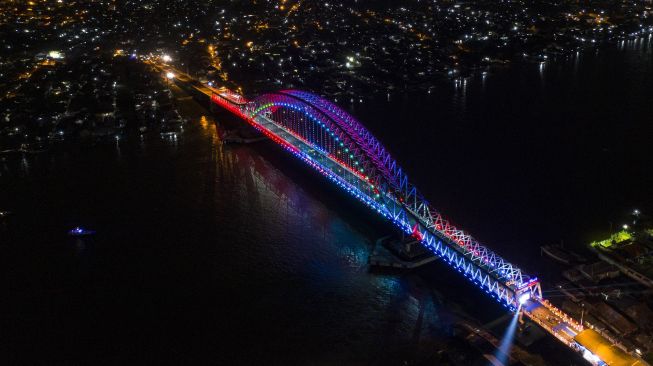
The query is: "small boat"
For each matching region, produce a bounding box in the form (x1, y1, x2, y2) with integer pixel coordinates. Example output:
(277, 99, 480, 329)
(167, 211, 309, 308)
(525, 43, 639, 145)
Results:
(68, 226, 96, 237)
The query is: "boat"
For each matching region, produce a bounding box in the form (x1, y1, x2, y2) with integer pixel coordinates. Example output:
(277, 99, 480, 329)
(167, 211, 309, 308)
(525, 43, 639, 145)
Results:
(541, 244, 587, 265)
(68, 226, 96, 237)
(0, 211, 11, 218)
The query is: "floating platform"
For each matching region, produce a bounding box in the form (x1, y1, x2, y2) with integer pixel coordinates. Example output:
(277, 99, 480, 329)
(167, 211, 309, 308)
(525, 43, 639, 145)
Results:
(368, 236, 436, 269)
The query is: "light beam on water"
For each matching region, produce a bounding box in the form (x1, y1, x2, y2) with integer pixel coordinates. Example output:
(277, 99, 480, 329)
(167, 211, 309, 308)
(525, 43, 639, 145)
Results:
(494, 306, 521, 365)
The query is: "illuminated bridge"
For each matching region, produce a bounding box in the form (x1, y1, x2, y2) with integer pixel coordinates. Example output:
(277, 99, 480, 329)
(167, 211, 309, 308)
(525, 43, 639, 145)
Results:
(214, 89, 542, 306)
(152, 60, 643, 365)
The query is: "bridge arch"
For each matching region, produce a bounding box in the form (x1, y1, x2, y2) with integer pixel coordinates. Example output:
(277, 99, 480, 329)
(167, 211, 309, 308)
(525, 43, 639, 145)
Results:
(276, 91, 407, 191)
(245, 91, 395, 197)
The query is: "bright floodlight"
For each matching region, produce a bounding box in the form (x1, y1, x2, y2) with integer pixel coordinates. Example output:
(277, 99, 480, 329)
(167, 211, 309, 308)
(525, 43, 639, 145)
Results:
(166, 72, 175, 79)
(162, 54, 172, 62)
(634, 209, 640, 215)
(518, 293, 530, 305)
(623, 224, 629, 230)
(496, 307, 521, 365)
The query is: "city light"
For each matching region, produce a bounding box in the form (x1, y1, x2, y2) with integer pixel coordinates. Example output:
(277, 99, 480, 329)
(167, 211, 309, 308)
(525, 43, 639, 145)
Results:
(623, 224, 629, 230)
(48, 50, 63, 59)
(162, 54, 172, 62)
(166, 72, 175, 79)
(582, 349, 601, 364)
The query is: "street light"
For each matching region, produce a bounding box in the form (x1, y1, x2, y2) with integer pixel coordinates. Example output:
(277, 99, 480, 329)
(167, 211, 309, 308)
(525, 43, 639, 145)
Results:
(623, 224, 629, 230)
(165, 72, 174, 87)
(162, 54, 172, 63)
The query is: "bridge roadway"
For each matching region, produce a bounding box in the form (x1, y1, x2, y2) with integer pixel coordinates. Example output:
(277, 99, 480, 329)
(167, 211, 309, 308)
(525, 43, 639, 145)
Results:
(147, 59, 645, 366)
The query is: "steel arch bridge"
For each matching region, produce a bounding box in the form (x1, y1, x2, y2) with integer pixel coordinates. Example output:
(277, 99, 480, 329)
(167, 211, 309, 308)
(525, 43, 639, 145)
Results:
(152, 61, 640, 364)
(212, 89, 541, 309)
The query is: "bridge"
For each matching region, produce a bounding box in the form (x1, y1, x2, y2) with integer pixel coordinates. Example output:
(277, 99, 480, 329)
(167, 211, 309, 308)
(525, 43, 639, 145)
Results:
(150, 59, 646, 366)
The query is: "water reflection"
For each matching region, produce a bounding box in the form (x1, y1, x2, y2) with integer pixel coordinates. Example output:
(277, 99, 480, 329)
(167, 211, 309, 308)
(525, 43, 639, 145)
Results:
(452, 77, 468, 112)
(73, 238, 87, 256)
(114, 135, 122, 159)
(160, 132, 179, 150)
(20, 155, 30, 175)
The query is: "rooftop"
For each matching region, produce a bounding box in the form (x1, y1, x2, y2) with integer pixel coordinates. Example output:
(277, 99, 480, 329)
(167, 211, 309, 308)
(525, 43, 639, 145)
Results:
(574, 328, 644, 366)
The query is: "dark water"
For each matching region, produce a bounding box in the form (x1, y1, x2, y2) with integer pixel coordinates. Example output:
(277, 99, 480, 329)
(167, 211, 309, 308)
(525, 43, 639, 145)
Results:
(2, 39, 652, 364)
